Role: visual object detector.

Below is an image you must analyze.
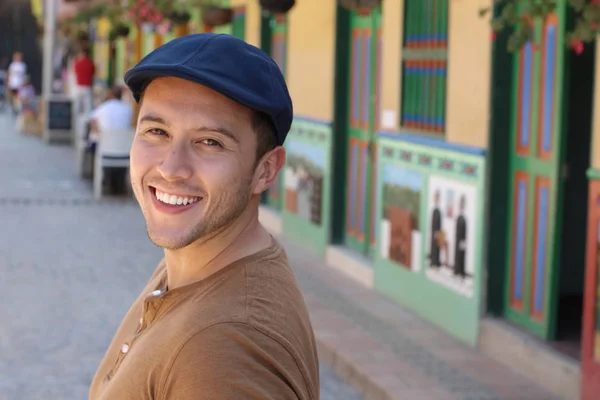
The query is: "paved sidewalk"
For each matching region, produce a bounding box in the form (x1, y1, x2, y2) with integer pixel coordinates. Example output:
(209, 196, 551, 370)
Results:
(0, 112, 362, 400)
(274, 236, 562, 400)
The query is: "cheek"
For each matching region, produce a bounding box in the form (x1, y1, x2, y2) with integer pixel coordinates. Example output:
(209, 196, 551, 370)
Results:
(129, 140, 158, 180)
(202, 156, 250, 193)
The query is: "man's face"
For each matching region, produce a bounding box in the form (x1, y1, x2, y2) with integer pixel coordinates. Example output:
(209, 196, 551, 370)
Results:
(130, 77, 281, 249)
(13, 53, 22, 62)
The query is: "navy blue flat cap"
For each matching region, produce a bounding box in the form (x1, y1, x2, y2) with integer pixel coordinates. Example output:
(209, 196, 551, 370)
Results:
(124, 33, 293, 145)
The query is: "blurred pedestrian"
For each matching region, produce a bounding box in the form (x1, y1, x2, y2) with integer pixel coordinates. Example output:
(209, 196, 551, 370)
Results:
(7, 52, 27, 115)
(73, 47, 95, 115)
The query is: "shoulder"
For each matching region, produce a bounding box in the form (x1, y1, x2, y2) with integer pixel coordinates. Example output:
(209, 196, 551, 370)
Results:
(119, 101, 133, 112)
(159, 322, 317, 400)
(93, 102, 107, 115)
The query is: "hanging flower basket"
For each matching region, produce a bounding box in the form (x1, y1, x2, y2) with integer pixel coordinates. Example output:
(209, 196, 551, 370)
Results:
(114, 23, 130, 38)
(201, 5, 233, 26)
(166, 10, 191, 26)
(338, 0, 381, 12)
(259, 0, 295, 14)
(128, 0, 165, 28)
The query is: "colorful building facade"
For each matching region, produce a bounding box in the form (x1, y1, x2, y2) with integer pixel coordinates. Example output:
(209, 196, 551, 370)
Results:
(82, 0, 600, 398)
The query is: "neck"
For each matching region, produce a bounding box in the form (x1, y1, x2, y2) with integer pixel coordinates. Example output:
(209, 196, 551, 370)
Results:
(164, 202, 272, 290)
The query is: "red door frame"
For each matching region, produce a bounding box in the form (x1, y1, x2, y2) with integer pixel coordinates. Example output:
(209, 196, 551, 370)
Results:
(582, 179, 600, 399)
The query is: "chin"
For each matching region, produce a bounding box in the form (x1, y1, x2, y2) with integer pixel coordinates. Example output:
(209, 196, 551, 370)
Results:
(146, 230, 199, 250)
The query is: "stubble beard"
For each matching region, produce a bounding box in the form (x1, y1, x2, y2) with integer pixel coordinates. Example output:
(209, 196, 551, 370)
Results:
(134, 173, 255, 251)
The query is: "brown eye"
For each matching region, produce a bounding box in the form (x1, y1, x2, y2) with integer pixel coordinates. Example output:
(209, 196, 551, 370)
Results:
(201, 139, 222, 147)
(148, 128, 168, 137)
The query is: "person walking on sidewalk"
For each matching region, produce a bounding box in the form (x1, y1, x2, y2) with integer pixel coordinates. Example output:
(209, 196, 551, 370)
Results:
(7, 52, 27, 115)
(73, 47, 96, 115)
(89, 34, 320, 400)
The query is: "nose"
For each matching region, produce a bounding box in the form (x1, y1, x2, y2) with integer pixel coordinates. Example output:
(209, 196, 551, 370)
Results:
(156, 143, 194, 182)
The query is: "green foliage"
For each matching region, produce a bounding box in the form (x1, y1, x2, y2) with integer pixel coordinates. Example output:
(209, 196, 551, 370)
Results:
(382, 183, 421, 226)
(480, 0, 600, 53)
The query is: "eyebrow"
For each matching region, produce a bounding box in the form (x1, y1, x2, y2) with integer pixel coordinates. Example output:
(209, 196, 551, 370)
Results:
(139, 113, 239, 143)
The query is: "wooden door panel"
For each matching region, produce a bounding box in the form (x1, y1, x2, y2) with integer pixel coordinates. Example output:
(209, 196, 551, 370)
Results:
(345, 10, 380, 256)
(504, 13, 564, 339)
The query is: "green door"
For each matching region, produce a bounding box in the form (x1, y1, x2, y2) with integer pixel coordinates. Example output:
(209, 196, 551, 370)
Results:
(344, 9, 382, 257)
(261, 14, 288, 211)
(231, 6, 246, 40)
(504, 11, 568, 339)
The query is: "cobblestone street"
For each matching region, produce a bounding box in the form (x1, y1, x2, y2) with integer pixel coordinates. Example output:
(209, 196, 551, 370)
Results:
(0, 112, 362, 400)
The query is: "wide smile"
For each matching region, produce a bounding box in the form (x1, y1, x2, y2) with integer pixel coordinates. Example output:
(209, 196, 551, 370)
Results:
(149, 186, 203, 214)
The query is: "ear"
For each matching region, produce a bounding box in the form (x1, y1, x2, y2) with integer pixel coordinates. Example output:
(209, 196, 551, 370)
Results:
(252, 146, 286, 195)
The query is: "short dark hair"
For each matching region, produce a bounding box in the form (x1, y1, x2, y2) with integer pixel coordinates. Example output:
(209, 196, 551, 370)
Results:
(252, 111, 277, 163)
(78, 46, 90, 57)
(110, 86, 123, 100)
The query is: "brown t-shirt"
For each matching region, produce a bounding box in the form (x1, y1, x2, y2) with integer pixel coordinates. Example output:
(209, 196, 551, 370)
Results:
(89, 241, 320, 399)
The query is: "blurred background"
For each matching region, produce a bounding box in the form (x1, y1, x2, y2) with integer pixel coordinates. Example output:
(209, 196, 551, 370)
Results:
(1, 0, 600, 399)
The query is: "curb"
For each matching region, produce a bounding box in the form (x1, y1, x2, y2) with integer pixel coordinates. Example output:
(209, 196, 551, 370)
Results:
(316, 336, 393, 400)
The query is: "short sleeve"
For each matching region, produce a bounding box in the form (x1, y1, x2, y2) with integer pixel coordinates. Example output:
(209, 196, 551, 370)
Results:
(159, 322, 313, 400)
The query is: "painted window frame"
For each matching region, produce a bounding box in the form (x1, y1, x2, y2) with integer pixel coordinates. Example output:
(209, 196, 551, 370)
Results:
(400, 0, 449, 138)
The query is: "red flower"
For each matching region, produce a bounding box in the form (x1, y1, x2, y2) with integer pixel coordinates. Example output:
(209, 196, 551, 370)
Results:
(571, 39, 584, 55)
(491, 31, 497, 41)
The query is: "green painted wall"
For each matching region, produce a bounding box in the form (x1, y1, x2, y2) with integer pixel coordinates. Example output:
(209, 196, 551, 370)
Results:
(213, 24, 233, 35)
(374, 135, 486, 346)
(282, 118, 333, 257)
(163, 30, 176, 43)
(143, 30, 155, 57)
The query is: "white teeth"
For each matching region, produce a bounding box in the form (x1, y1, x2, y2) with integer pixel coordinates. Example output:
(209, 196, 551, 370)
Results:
(154, 189, 199, 206)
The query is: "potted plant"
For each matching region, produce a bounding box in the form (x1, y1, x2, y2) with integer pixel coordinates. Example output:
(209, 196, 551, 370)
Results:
(338, 0, 381, 12)
(201, 4, 233, 26)
(166, 10, 192, 25)
(480, 0, 600, 54)
(259, 0, 295, 14)
(113, 22, 131, 38)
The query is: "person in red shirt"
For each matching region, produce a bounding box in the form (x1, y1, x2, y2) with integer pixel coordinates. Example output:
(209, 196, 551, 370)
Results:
(73, 47, 96, 115)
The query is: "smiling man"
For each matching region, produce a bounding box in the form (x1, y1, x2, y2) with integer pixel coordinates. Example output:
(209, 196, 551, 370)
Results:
(89, 34, 319, 400)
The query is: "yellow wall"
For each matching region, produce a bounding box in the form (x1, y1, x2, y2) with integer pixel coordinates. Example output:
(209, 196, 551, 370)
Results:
(287, 0, 337, 121)
(380, 0, 402, 129)
(591, 42, 600, 169)
(445, 0, 492, 148)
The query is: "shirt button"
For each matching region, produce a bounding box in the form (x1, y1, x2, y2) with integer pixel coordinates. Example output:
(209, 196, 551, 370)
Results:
(121, 344, 130, 354)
